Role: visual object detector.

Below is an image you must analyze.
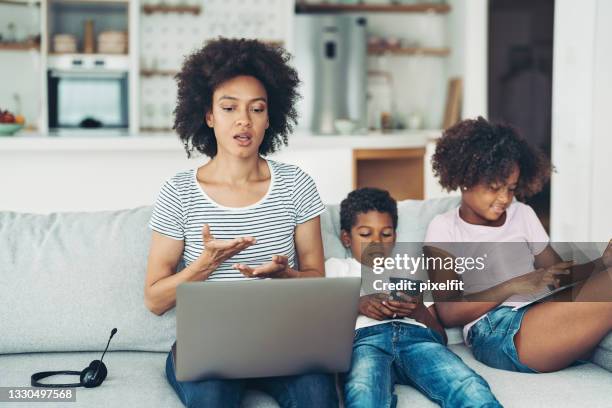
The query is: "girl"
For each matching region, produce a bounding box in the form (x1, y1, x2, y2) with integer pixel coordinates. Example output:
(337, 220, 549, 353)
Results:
(144, 38, 337, 408)
(425, 117, 612, 374)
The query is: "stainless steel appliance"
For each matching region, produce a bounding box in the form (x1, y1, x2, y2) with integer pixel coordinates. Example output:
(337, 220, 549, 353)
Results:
(47, 55, 129, 129)
(294, 14, 367, 134)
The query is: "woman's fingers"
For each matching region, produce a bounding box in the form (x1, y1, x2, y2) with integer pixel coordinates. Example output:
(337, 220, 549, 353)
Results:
(250, 256, 289, 276)
(233, 256, 289, 278)
(252, 262, 281, 276)
(230, 236, 257, 248)
(202, 225, 256, 248)
(233, 263, 256, 277)
(201, 224, 214, 243)
(208, 236, 256, 252)
(272, 255, 289, 266)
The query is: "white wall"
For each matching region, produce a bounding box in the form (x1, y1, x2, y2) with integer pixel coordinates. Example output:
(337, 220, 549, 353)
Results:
(0, 143, 354, 213)
(551, 0, 612, 241)
(447, 0, 488, 120)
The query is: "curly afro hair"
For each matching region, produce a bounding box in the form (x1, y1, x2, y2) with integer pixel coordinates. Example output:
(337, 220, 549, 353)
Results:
(431, 117, 551, 200)
(340, 188, 398, 232)
(173, 38, 300, 158)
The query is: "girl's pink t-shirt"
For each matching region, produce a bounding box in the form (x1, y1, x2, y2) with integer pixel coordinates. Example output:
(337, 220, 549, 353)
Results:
(424, 201, 550, 344)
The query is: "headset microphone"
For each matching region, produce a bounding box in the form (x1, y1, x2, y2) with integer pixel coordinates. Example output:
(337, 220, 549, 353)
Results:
(31, 328, 118, 388)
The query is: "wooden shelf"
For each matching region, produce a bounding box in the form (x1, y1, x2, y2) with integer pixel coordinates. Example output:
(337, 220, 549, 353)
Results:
(262, 40, 284, 48)
(140, 127, 173, 132)
(296, 2, 450, 14)
(140, 69, 179, 77)
(202, 39, 284, 48)
(0, 41, 40, 51)
(368, 45, 450, 56)
(142, 4, 201, 15)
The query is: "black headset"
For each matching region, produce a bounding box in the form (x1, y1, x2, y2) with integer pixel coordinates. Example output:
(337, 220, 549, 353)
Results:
(31, 328, 117, 388)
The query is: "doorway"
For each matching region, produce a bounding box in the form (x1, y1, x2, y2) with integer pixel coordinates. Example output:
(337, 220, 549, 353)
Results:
(488, 0, 554, 231)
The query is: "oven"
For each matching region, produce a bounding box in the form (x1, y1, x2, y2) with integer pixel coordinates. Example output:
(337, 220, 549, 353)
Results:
(47, 55, 129, 129)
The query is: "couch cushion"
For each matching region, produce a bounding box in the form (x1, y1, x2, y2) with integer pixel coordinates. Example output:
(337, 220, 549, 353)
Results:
(0, 207, 175, 354)
(321, 197, 460, 261)
(591, 346, 612, 373)
(0, 351, 278, 408)
(395, 345, 612, 407)
(395, 197, 461, 242)
(320, 207, 349, 260)
(1, 347, 610, 408)
(446, 345, 612, 407)
(596, 332, 612, 352)
(591, 332, 612, 372)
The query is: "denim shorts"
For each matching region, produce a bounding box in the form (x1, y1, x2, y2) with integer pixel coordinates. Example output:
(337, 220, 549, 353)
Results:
(467, 306, 538, 373)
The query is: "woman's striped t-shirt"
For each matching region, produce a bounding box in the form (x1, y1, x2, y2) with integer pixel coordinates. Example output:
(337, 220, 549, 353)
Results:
(149, 159, 326, 281)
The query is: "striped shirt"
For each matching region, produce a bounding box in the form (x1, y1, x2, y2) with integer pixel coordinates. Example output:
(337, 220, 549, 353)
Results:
(149, 159, 325, 281)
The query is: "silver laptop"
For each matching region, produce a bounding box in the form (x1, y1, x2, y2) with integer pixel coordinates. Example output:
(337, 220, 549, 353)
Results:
(175, 277, 361, 381)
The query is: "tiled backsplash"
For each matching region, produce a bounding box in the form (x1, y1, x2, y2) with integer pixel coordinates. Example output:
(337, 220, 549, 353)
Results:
(139, 0, 289, 130)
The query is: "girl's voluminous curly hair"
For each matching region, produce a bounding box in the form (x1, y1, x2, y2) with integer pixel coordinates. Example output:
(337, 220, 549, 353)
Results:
(173, 38, 300, 158)
(431, 117, 552, 200)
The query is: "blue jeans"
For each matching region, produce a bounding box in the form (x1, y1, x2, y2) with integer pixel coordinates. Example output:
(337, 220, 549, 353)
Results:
(468, 306, 587, 373)
(344, 322, 501, 408)
(468, 306, 537, 373)
(165, 351, 339, 408)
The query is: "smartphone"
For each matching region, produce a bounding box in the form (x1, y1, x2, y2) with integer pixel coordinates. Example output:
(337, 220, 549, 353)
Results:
(389, 277, 423, 301)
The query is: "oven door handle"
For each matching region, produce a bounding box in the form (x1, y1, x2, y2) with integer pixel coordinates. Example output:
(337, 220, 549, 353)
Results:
(50, 70, 126, 79)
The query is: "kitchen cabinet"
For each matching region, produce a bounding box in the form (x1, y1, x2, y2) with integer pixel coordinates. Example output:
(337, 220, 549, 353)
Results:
(1, 0, 476, 137)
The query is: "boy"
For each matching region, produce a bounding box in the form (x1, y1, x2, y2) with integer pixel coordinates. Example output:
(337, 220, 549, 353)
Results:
(326, 187, 501, 408)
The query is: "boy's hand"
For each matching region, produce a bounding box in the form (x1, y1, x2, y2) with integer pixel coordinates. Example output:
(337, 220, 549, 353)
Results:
(383, 292, 429, 320)
(359, 293, 395, 320)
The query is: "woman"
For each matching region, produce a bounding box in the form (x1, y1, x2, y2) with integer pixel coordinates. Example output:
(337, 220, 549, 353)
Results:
(424, 117, 612, 374)
(144, 38, 338, 408)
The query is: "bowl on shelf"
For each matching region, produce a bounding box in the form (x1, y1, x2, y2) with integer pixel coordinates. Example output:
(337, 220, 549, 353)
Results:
(334, 118, 357, 135)
(0, 123, 24, 136)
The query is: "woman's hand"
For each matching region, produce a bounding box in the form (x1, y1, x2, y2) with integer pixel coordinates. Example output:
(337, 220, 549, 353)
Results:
(233, 255, 291, 278)
(510, 260, 574, 295)
(192, 224, 256, 276)
(358, 293, 395, 321)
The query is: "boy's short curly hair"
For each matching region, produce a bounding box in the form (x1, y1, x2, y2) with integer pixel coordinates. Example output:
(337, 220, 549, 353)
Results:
(340, 188, 398, 232)
(174, 38, 300, 158)
(432, 117, 551, 199)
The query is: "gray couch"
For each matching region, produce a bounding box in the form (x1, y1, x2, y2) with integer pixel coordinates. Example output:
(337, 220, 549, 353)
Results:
(1, 198, 611, 408)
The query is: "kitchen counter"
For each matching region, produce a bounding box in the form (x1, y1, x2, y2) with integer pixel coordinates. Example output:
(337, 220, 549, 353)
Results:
(0, 129, 441, 152)
(0, 128, 447, 213)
